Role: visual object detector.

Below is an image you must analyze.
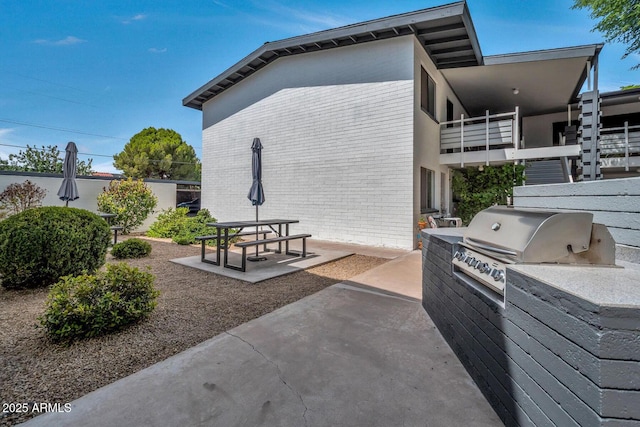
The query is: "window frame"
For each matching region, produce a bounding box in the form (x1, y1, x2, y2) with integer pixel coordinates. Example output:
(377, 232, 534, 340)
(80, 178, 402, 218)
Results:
(420, 67, 437, 120)
(420, 167, 435, 214)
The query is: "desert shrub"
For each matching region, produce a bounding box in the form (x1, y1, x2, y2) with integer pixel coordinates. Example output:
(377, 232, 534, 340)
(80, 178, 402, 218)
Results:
(0, 207, 110, 289)
(146, 207, 191, 238)
(97, 178, 157, 234)
(172, 235, 193, 245)
(111, 238, 152, 259)
(40, 263, 158, 342)
(0, 180, 47, 216)
(147, 208, 218, 245)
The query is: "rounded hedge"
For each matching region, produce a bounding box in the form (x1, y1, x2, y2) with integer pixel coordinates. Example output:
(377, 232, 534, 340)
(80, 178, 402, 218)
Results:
(40, 263, 158, 341)
(111, 238, 152, 259)
(0, 207, 111, 289)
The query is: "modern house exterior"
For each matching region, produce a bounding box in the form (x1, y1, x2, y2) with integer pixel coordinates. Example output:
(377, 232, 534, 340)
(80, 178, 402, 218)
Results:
(184, 1, 640, 249)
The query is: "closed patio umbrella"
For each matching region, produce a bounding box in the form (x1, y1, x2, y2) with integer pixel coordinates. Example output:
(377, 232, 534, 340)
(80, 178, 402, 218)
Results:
(57, 141, 80, 206)
(247, 138, 266, 261)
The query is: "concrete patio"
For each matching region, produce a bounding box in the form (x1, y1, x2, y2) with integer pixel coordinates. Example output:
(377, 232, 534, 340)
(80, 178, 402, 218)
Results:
(20, 243, 502, 427)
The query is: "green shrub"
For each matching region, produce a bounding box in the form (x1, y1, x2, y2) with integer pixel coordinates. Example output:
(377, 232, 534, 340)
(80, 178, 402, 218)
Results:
(172, 235, 193, 245)
(148, 208, 219, 245)
(452, 164, 526, 225)
(40, 263, 158, 342)
(111, 238, 152, 259)
(97, 178, 157, 234)
(0, 207, 111, 289)
(146, 207, 191, 238)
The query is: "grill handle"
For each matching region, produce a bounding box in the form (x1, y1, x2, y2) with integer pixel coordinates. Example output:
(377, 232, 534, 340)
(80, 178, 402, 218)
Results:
(465, 238, 518, 257)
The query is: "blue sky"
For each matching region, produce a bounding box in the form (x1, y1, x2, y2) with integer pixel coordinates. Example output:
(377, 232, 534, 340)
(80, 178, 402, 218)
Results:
(1, 0, 638, 173)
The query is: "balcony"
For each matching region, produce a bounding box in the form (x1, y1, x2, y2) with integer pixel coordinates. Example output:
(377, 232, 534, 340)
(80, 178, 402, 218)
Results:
(440, 108, 581, 167)
(600, 122, 640, 171)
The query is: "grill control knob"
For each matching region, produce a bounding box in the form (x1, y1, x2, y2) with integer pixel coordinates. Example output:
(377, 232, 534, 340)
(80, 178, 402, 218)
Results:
(491, 269, 505, 282)
(478, 262, 491, 273)
(465, 257, 476, 266)
(453, 251, 464, 261)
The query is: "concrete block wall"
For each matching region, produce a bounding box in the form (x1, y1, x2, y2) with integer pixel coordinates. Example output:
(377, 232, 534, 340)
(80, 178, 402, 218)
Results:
(514, 177, 640, 248)
(201, 37, 416, 248)
(0, 172, 177, 232)
(422, 230, 640, 426)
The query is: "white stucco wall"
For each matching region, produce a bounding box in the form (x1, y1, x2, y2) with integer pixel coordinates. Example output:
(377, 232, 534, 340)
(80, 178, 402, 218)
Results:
(201, 37, 416, 248)
(522, 111, 579, 148)
(413, 37, 465, 221)
(0, 173, 176, 232)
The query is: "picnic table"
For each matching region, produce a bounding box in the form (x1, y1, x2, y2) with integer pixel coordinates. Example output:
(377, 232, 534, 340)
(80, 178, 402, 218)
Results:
(200, 219, 311, 272)
(98, 212, 123, 244)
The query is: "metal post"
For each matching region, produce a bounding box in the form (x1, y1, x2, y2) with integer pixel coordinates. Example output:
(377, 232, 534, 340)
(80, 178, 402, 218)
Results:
(460, 114, 465, 168)
(255, 205, 259, 258)
(485, 110, 490, 166)
(514, 106, 520, 151)
(625, 121, 630, 172)
(248, 205, 267, 261)
(593, 55, 601, 179)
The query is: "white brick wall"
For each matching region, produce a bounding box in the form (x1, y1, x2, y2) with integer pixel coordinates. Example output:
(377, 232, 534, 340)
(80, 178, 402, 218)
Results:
(201, 38, 416, 248)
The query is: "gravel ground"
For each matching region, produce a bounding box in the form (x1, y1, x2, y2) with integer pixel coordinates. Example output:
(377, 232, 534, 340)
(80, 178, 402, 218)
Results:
(0, 237, 388, 426)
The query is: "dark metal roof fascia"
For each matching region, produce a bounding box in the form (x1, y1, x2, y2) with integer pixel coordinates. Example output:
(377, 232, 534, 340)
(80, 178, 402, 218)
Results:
(266, 1, 465, 49)
(483, 43, 602, 65)
(578, 86, 640, 107)
(460, 1, 483, 65)
(183, 1, 473, 110)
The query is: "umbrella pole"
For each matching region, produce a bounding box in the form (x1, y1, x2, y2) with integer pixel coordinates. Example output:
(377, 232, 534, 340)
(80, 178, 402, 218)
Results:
(248, 204, 267, 262)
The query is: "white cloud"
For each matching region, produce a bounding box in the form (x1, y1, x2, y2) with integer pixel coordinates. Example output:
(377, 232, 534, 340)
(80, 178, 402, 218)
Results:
(212, 1, 231, 8)
(148, 47, 167, 54)
(33, 36, 87, 46)
(0, 128, 21, 161)
(122, 14, 147, 24)
(90, 160, 122, 174)
(238, 0, 353, 34)
(0, 128, 15, 139)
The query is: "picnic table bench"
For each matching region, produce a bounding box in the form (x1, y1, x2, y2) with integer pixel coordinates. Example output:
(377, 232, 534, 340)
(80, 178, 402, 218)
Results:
(196, 229, 272, 264)
(231, 233, 312, 272)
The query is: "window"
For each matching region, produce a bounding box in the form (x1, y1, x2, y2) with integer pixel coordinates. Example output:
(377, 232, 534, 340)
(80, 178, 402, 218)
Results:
(421, 67, 436, 119)
(420, 167, 435, 213)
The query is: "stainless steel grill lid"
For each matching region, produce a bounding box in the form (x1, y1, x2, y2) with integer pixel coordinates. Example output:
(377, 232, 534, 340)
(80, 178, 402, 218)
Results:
(462, 206, 615, 265)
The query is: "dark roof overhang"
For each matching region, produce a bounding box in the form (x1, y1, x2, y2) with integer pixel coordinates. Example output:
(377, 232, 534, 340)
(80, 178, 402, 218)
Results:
(183, 1, 482, 110)
(441, 44, 604, 117)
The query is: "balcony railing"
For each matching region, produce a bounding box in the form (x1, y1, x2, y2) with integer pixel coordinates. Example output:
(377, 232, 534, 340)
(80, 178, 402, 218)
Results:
(600, 122, 640, 171)
(440, 108, 519, 167)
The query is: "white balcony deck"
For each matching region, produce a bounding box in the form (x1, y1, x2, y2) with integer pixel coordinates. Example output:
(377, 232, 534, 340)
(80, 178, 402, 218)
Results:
(439, 112, 639, 169)
(440, 145, 581, 166)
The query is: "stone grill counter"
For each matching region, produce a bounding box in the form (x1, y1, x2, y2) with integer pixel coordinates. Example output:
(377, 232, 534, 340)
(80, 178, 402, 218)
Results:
(422, 228, 640, 427)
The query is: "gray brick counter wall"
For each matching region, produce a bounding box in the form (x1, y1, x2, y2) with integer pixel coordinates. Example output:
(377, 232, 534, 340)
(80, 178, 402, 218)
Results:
(422, 230, 640, 427)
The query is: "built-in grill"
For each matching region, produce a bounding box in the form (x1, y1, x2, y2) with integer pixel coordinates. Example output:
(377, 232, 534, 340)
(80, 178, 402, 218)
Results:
(452, 206, 617, 295)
